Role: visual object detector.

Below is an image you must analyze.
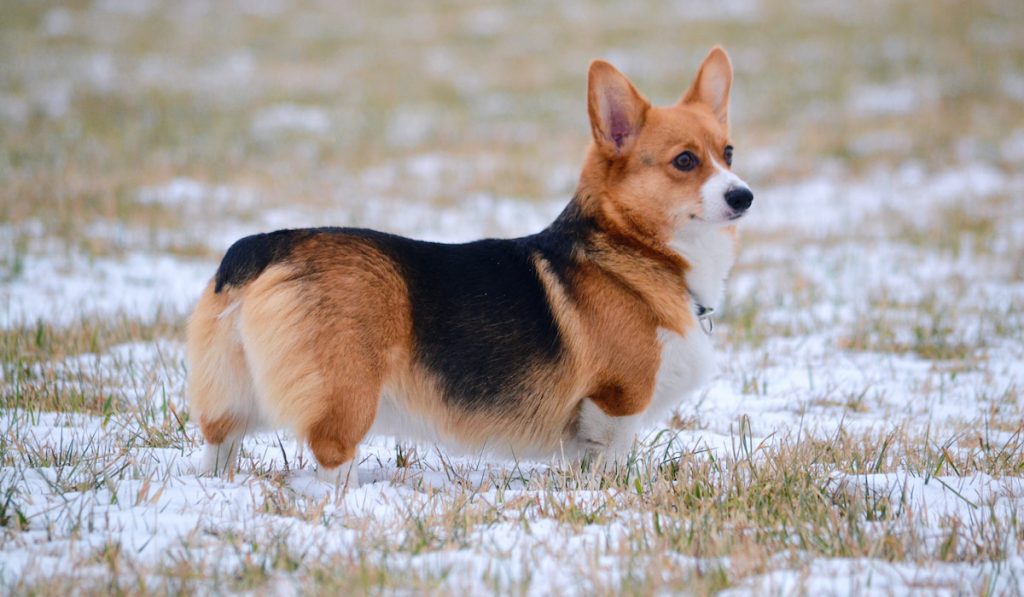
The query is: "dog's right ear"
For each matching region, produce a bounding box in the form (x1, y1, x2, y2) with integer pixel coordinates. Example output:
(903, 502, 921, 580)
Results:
(588, 60, 650, 159)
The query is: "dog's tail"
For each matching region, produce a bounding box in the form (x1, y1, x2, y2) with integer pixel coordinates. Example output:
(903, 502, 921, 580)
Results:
(214, 229, 314, 293)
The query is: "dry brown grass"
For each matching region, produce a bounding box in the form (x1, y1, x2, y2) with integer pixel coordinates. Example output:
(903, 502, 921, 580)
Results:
(2, 0, 1023, 593)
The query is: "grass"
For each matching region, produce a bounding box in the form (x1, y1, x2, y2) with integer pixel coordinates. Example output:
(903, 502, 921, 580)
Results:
(0, 315, 185, 419)
(1, 0, 1023, 594)
(4, 415, 1021, 593)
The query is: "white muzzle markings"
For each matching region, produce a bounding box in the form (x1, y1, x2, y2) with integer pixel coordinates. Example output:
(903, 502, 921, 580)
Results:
(699, 156, 750, 224)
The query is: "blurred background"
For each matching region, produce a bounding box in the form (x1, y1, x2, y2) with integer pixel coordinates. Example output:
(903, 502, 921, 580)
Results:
(1, 0, 1022, 339)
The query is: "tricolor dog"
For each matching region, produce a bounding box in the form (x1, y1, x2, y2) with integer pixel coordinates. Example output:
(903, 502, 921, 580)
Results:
(187, 47, 753, 488)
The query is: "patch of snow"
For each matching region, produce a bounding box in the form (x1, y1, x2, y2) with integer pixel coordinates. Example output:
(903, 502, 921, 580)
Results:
(669, 0, 763, 21)
(40, 8, 74, 37)
(1002, 129, 1024, 163)
(849, 130, 914, 156)
(251, 103, 331, 137)
(751, 162, 1017, 236)
(93, 0, 158, 16)
(0, 94, 29, 125)
(233, 0, 287, 17)
(847, 80, 936, 116)
(134, 51, 256, 98)
(386, 107, 435, 146)
(1002, 72, 1024, 103)
(0, 252, 213, 328)
(30, 79, 73, 119)
(729, 556, 1023, 595)
(136, 178, 258, 209)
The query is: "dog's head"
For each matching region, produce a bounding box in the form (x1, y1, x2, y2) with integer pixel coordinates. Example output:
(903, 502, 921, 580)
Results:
(579, 47, 753, 240)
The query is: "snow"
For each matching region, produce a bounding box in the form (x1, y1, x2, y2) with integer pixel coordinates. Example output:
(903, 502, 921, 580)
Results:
(752, 162, 1016, 237)
(4, 0, 1023, 588)
(847, 82, 934, 116)
(251, 104, 332, 138)
(729, 557, 1022, 595)
(1002, 73, 1024, 103)
(40, 8, 74, 38)
(137, 178, 259, 209)
(2, 160, 1023, 593)
(0, 251, 212, 327)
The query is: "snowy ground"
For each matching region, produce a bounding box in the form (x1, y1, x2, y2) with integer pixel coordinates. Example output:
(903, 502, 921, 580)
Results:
(2, 0, 1024, 594)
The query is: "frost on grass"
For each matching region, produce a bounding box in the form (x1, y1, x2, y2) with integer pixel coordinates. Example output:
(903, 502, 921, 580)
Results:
(2, 151, 1024, 594)
(3, 0, 1024, 592)
(0, 252, 213, 328)
(2, 157, 1023, 593)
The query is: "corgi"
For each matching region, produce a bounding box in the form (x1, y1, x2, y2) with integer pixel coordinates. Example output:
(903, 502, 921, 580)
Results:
(186, 47, 753, 488)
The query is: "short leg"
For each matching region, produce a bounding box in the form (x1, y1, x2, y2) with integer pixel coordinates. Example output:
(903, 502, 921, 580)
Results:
(573, 399, 641, 466)
(315, 447, 360, 490)
(306, 397, 375, 492)
(188, 287, 261, 478)
(201, 434, 242, 476)
(199, 415, 247, 476)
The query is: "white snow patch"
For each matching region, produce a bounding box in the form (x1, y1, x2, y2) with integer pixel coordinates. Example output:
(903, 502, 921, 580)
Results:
(729, 556, 1023, 595)
(1, 252, 213, 327)
(40, 8, 74, 37)
(751, 162, 1015, 236)
(93, 0, 158, 16)
(137, 178, 258, 209)
(847, 81, 936, 116)
(1003, 73, 1024, 103)
(1002, 129, 1024, 163)
(0, 94, 29, 125)
(251, 103, 332, 137)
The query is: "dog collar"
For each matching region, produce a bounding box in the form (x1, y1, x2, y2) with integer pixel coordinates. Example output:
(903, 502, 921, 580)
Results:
(690, 293, 715, 336)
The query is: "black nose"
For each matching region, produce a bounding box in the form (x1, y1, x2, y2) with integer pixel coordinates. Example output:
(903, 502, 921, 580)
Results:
(724, 187, 753, 211)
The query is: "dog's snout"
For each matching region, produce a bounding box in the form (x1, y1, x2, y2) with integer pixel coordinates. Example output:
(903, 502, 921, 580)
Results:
(724, 187, 753, 211)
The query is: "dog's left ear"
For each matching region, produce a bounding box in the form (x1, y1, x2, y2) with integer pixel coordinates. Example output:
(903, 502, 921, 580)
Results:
(681, 47, 733, 127)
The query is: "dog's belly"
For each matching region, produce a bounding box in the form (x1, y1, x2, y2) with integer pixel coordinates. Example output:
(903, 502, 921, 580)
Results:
(642, 327, 716, 427)
(368, 389, 571, 457)
(369, 392, 447, 446)
(367, 328, 715, 457)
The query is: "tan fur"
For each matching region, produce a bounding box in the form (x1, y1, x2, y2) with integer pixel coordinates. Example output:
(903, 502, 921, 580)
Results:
(186, 282, 262, 442)
(187, 47, 745, 475)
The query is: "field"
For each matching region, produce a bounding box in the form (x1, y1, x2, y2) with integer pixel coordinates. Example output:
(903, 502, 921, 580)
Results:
(2, 0, 1024, 593)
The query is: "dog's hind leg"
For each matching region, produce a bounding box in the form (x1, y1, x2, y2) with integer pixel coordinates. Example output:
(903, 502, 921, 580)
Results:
(199, 414, 247, 476)
(238, 286, 387, 490)
(302, 367, 384, 491)
(309, 406, 366, 491)
(187, 283, 262, 477)
(234, 257, 406, 491)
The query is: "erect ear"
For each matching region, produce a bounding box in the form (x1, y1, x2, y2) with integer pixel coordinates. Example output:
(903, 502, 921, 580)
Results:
(587, 60, 650, 158)
(681, 46, 733, 127)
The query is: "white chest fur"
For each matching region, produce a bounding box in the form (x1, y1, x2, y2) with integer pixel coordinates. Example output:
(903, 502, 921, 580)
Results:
(641, 327, 716, 428)
(572, 326, 717, 460)
(670, 221, 736, 309)
(573, 223, 737, 458)
(639, 222, 735, 427)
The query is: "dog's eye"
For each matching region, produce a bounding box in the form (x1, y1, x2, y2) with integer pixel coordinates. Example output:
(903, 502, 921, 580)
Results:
(672, 151, 699, 172)
(724, 145, 734, 167)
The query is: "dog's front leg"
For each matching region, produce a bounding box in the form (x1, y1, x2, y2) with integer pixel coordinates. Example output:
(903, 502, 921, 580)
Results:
(571, 398, 642, 467)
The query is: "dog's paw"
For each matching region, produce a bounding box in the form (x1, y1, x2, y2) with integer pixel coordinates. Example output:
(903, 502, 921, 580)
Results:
(315, 460, 360, 490)
(200, 441, 240, 477)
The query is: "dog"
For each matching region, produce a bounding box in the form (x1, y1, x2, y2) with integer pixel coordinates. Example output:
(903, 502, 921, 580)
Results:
(186, 46, 753, 488)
